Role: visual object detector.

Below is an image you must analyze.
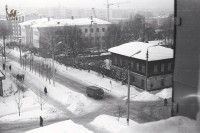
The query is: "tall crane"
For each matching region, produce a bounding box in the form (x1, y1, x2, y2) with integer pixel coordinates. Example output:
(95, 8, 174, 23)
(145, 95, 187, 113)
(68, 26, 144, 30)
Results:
(105, 0, 130, 21)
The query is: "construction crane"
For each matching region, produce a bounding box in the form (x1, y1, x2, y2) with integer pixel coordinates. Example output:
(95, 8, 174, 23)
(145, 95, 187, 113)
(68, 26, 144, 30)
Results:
(92, 8, 97, 18)
(105, 0, 130, 21)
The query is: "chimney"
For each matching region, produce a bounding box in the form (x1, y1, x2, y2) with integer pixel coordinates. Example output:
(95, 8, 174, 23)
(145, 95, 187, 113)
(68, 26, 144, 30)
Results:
(91, 16, 93, 20)
(71, 16, 74, 20)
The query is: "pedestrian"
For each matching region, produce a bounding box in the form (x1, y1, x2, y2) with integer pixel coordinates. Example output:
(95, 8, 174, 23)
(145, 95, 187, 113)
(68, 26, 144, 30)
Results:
(9, 65, 12, 71)
(164, 98, 168, 106)
(44, 87, 48, 95)
(39, 116, 43, 127)
(3, 63, 5, 70)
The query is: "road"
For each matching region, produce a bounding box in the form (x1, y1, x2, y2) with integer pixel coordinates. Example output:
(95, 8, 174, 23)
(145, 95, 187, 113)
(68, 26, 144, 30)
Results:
(0, 52, 170, 132)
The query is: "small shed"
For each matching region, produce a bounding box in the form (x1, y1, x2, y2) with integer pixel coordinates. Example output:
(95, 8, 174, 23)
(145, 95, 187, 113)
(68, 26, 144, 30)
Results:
(0, 71, 5, 96)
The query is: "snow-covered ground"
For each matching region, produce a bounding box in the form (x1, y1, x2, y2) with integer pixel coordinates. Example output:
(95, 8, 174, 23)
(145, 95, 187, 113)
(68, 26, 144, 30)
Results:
(7, 60, 101, 116)
(90, 115, 199, 133)
(0, 74, 63, 122)
(90, 115, 138, 133)
(26, 114, 199, 133)
(120, 116, 199, 133)
(1, 48, 180, 133)
(25, 120, 94, 133)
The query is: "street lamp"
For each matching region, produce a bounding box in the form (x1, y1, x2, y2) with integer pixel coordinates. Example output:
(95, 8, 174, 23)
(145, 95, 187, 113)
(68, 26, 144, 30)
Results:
(127, 50, 141, 125)
(145, 44, 158, 91)
(52, 41, 62, 86)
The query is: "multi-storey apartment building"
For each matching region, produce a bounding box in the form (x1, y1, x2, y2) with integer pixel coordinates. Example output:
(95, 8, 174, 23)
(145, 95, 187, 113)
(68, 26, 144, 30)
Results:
(20, 17, 111, 51)
(36, 17, 111, 50)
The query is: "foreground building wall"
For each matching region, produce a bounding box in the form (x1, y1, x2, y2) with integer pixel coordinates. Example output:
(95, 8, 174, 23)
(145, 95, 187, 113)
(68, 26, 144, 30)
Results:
(173, 0, 200, 119)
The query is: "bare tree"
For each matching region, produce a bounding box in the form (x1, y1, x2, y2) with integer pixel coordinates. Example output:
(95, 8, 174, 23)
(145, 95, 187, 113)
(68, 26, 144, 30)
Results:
(114, 103, 126, 121)
(35, 90, 46, 111)
(14, 90, 23, 116)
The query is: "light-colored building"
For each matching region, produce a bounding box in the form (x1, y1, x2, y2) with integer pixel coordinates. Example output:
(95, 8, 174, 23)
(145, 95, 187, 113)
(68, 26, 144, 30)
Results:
(108, 41, 173, 91)
(19, 18, 48, 48)
(35, 17, 111, 50)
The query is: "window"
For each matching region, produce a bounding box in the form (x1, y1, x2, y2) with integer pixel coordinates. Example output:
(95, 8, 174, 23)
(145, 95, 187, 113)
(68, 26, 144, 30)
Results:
(131, 76, 135, 83)
(102, 28, 105, 32)
(79, 29, 82, 33)
(161, 79, 164, 87)
(120, 58, 123, 66)
(131, 62, 134, 70)
(136, 63, 139, 71)
(102, 36, 105, 41)
(141, 79, 144, 87)
(85, 29, 88, 33)
(161, 64, 165, 72)
(96, 37, 99, 41)
(96, 28, 99, 32)
(90, 28, 94, 32)
(114, 56, 117, 65)
(168, 63, 172, 71)
(154, 65, 158, 73)
(142, 64, 145, 73)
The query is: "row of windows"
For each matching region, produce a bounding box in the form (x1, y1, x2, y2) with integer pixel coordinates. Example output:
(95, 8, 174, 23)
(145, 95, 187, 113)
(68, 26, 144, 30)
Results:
(132, 77, 165, 88)
(153, 63, 172, 73)
(112, 57, 146, 73)
(83, 27, 106, 33)
(112, 56, 172, 74)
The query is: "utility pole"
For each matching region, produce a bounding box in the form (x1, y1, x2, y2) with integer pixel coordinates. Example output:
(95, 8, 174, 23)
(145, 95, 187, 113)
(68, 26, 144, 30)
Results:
(145, 49, 149, 91)
(127, 50, 141, 125)
(90, 16, 93, 47)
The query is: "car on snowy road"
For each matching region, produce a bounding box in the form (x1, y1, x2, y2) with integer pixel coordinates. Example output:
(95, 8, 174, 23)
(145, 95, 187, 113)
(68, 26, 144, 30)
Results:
(86, 86, 104, 99)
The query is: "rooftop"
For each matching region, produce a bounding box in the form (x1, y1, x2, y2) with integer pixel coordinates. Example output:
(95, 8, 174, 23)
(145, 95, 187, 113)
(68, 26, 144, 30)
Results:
(35, 18, 111, 28)
(19, 18, 48, 26)
(108, 41, 173, 61)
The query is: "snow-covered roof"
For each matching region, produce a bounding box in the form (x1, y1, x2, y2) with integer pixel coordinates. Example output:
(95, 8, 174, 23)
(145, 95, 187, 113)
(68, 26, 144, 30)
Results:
(108, 41, 173, 61)
(36, 18, 111, 28)
(19, 18, 48, 26)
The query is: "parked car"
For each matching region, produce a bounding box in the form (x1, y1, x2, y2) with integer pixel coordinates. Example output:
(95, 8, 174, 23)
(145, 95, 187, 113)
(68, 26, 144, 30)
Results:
(86, 86, 104, 99)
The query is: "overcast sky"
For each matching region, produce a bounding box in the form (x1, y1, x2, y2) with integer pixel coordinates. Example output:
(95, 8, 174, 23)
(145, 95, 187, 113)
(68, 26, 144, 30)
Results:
(1, 0, 173, 11)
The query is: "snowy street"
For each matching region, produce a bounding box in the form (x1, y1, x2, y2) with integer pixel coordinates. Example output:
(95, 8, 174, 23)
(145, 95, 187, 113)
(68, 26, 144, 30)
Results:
(0, 48, 173, 132)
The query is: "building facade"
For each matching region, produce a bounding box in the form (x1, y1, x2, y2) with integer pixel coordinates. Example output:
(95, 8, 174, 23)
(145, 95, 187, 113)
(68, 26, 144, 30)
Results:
(173, 0, 200, 119)
(30, 17, 111, 51)
(20, 18, 48, 48)
(109, 42, 173, 91)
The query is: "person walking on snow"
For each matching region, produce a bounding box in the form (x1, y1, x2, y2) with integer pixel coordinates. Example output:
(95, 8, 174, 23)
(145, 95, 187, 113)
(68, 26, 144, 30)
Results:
(40, 116, 43, 127)
(44, 87, 48, 95)
(9, 65, 11, 71)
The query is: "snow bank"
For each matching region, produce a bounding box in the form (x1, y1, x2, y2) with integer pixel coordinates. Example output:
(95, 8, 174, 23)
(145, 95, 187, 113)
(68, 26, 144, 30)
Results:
(155, 88, 172, 99)
(67, 93, 96, 115)
(26, 120, 94, 133)
(90, 115, 138, 133)
(124, 91, 161, 101)
(119, 116, 199, 133)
